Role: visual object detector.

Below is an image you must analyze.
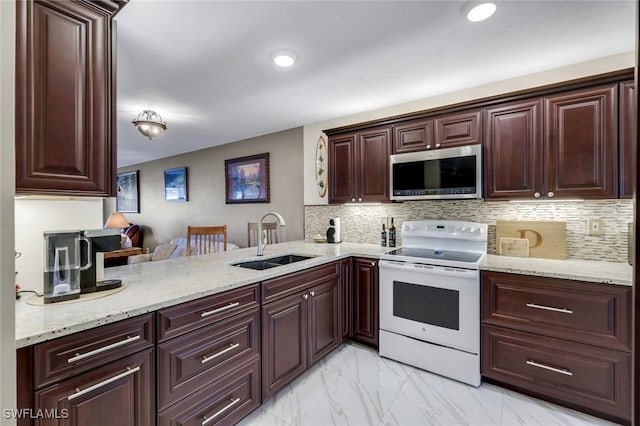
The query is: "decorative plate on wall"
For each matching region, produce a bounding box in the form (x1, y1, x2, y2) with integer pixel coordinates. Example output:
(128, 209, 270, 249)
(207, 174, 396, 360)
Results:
(315, 136, 327, 197)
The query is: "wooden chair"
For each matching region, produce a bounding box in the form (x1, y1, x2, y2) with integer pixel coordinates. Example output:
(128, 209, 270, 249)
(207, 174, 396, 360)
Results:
(186, 225, 227, 256)
(247, 222, 278, 247)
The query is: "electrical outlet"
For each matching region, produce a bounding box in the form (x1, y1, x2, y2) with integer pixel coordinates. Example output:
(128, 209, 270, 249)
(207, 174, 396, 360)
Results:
(588, 218, 604, 236)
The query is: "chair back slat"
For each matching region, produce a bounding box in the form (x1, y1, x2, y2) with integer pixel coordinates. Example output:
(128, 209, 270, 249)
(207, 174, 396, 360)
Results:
(247, 222, 278, 247)
(186, 225, 227, 256)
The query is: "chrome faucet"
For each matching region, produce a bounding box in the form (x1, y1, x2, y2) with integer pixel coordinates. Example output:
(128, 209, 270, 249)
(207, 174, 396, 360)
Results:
(257, 212, 286, 256)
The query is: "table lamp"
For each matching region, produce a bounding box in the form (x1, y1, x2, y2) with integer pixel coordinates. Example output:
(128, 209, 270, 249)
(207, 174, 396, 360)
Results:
(104, 212, 130, 230)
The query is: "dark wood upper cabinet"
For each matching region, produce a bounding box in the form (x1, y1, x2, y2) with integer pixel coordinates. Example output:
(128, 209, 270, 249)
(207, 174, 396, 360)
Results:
(357, 127, 391, 202)
(434, 109, 482, 148)
(392, 110, 480, 154)
(484, 99, 544, 199)
(351, 258, 378, 347)
(328, 133, 357, 204)
(16, 0, 121, 196)
(544, 84, 618, 199)
(393, 118, 434, 153)
(328, 126, 390, 203)
(619, 80, 635, 198)
(485, 84, 618, 200)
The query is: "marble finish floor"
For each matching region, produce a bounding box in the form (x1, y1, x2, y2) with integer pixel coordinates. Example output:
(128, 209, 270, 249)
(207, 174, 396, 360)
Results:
(238, 342, 619, 426)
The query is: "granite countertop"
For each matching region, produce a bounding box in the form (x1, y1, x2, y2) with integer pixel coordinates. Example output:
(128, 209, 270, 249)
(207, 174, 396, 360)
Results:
(481, 254, 632, 286)
(15, 241, 385, 348)
(15, 240, 632, 348)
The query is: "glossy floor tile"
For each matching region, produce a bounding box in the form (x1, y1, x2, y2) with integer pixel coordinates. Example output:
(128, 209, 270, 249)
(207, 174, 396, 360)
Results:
(238, 342, 619, 426)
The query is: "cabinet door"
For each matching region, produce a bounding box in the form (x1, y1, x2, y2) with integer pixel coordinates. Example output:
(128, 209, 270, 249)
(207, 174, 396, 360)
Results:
(619, 80, 635, 198)
(328, 133, 356, 203)
(262, 291, 307, 401)
(484, 99, 544, 199)
(434, 109, 482, 148)
(544, 84, 617, 198)
(393, 118, 434, 153)
(35, 349, 154, 426)
(351, 258, 379, 347)
(357, 127, 391, 202)
(307, 277, 339, 366)
(16, 0, 115, 196)
(339, 258, 352, 342)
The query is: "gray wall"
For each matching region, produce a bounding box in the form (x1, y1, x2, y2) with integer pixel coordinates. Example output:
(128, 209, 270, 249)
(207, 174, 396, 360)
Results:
(106, 127, 304, 249)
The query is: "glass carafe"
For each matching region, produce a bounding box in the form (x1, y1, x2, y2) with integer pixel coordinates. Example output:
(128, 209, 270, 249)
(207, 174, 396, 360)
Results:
(43, 231, 91, 303)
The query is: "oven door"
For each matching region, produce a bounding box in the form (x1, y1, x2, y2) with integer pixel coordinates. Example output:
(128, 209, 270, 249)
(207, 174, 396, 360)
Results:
(379, 259, 479, 354)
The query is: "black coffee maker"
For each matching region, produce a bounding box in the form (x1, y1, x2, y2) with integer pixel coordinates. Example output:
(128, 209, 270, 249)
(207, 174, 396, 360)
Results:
(80, 229, 122, 293)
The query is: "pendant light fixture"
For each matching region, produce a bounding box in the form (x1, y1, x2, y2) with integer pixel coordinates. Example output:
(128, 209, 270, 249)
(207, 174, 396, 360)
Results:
(132, 110, 167, 140)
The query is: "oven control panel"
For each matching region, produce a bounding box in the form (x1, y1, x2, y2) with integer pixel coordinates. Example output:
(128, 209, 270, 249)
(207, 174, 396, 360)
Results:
(402, 220, 487, 240)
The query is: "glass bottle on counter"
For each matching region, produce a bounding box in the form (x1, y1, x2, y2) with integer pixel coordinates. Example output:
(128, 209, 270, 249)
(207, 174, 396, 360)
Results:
(381, 223, 387, 247)
(388, 218, 396, 247)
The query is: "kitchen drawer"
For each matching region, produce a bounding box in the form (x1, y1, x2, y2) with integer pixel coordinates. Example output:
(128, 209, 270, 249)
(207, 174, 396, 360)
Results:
(158, 357, 261, 426)
(34, 313, 154, 389)
(481, 271, 631, 351)
(157, 284, 259, 342)
(157, 308, 260, 410)
(262, 262, 338, 303)
(482, 325, 631, 422)
(35, 348, 155, 426)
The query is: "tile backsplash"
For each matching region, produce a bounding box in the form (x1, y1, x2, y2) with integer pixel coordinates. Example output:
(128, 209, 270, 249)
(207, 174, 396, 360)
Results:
(304, 200, 633, 262)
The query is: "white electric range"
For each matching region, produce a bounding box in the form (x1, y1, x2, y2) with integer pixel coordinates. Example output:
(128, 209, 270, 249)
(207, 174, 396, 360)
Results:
(378, 220, 487, 387)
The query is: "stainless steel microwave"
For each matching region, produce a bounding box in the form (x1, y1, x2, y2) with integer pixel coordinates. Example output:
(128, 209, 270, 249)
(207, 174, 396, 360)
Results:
(390, 144, 482, 201)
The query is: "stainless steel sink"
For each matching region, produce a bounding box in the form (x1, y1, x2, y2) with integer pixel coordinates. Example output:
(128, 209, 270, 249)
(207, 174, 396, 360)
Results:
(231, 254, 316, 270)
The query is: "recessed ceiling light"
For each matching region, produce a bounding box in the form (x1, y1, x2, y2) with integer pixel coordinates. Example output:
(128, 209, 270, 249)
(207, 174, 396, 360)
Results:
(271, 49, 297, 67)
(466, 2, 496, 22)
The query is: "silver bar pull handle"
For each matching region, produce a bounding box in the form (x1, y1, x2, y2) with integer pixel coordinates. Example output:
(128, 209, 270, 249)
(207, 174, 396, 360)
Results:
(202, 397, 241, 425)
(201, 302, 240, 318)
(68, 366, 140, 400)
(201, 343, 240, 364)
(526, 360, 573, 376)
(526, 303, 573, 314)
(67, 335, 141, 364)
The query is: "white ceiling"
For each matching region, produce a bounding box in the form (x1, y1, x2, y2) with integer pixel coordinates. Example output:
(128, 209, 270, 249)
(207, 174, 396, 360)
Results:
(115, 0, 635, 167)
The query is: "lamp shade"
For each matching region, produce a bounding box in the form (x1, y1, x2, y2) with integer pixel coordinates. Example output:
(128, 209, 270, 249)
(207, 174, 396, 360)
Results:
(104, 212, 130, 229)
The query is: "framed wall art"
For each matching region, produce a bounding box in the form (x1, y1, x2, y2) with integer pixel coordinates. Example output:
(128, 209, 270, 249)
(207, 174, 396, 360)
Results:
(116, 170, 140, 213)
(164, 167, 188, 201)
(225, 153, 270, 204)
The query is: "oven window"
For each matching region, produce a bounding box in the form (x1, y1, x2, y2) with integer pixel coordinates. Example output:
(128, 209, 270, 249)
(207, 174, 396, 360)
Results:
(393, 281, 459, 330)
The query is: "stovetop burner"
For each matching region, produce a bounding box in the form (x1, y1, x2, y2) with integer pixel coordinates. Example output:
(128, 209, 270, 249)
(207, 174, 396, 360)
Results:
(384, 247, 483, 263)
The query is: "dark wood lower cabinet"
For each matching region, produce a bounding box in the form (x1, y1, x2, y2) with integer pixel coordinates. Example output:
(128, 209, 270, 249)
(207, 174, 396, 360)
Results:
(307, 279, 339, 366)
(481, 271, 632, 423)
(261, 263, 340, 401)
(351, 258, 378, 347)
(157, 309, 260, 410)
(339, 258, 352, 342)
(34, 349, 154, 426)
(482, 326, 630, 422)
(157, 358, 260, 426)
(261, 290, 308, 400)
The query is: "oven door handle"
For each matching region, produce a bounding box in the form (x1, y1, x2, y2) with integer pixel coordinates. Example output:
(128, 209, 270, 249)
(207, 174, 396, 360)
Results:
(379, 260, 477, 278)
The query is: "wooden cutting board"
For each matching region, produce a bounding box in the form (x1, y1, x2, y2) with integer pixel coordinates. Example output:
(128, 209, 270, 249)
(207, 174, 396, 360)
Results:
(496, 220, 567, 259)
